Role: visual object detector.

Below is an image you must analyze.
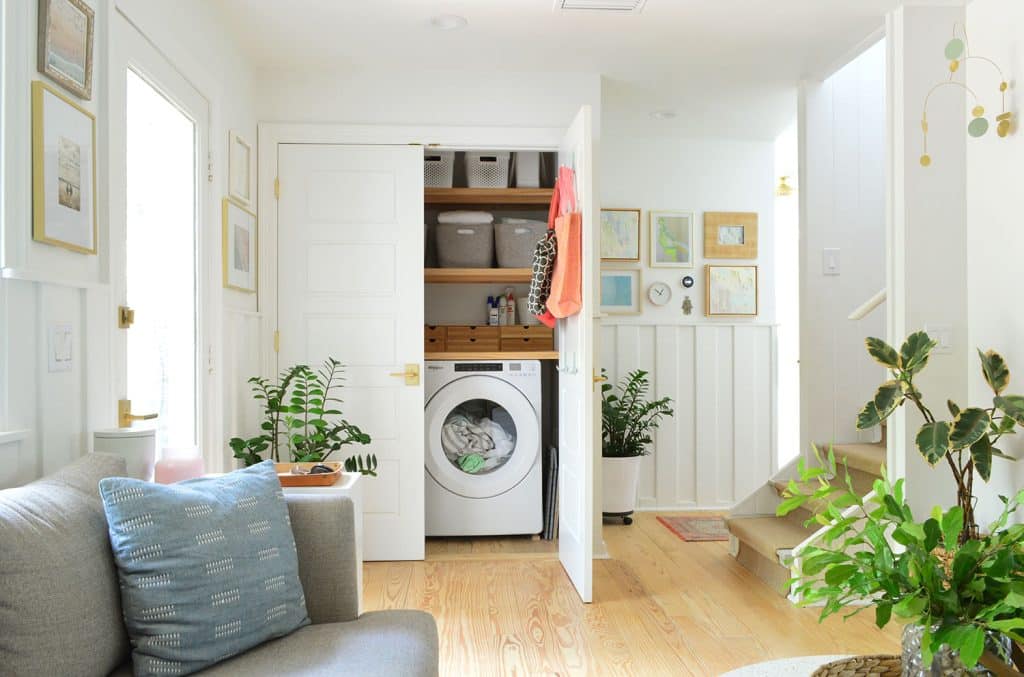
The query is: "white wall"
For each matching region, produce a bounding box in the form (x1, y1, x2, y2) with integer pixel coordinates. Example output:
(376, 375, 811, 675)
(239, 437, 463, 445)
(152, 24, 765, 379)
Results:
(0, 0, 257, 485)
(799, 40, 888, 462)
(888, 3, 967, 515)
(964, 0, 1023, 525)
(600, 131, 777, 509)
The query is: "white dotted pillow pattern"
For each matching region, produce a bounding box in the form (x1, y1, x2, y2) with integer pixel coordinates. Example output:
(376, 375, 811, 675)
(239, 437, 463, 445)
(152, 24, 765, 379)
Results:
(99, 461, 309, 676)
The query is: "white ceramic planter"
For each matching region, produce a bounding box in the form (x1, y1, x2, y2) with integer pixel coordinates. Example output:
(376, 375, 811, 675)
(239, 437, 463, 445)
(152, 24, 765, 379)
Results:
(601, 456, 642, 515)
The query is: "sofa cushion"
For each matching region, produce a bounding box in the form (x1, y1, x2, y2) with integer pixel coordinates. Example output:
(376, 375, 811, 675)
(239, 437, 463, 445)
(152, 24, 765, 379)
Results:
(108, 610, 440, 677)
(100, 461, 310, 676)
(0, 453, 130, 677)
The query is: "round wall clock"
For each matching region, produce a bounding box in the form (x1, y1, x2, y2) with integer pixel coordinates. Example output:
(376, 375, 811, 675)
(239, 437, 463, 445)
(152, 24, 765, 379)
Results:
(681, 275, 695, 289)
(647, 281, 672, 306)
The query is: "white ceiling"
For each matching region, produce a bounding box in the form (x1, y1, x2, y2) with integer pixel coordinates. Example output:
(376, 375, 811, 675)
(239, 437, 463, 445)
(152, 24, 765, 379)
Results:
(214, 0, 899, 139)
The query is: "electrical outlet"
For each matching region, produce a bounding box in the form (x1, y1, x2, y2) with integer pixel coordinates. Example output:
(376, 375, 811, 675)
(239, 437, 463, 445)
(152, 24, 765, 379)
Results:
(823, 248, 841, 276)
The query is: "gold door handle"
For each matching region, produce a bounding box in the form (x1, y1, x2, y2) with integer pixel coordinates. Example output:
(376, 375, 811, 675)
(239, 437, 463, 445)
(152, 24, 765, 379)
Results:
(388, 364, 420, 386)
(592, 371, 608, 392)
(118, 399, 158, 428)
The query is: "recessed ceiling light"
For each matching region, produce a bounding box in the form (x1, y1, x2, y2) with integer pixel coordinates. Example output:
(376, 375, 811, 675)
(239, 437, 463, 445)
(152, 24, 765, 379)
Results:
(650, 110, 677, 120)
(430, 14, 468, 30)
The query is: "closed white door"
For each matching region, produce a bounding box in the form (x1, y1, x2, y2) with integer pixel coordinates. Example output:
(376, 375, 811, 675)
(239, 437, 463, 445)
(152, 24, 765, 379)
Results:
(277, 144, 424, 561)
(557, 106, 599, 602)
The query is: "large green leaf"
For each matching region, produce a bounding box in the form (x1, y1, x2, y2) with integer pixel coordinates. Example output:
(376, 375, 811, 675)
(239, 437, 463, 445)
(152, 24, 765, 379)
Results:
(938, 625, 986, 668)
(857, 401, 883, 430)
(875, 602, 892, 628)
(916, 421, 951, 465)
(949, 408, 991, 450)
(865, 337, 900, 369)
(942, 506, 964, 550)
(873, 380, 904, 419)
(995, 395, 1024, 425)
(970, 436, 993, 481)
(979, 349, 1010, 395)
(900, 331, 938, 374)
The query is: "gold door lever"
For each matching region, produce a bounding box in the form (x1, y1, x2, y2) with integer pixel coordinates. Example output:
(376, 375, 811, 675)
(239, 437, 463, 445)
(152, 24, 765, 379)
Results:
(592, 371, 608, 392)
(118, 399, 158, 428)
(388, 364, 420, 386)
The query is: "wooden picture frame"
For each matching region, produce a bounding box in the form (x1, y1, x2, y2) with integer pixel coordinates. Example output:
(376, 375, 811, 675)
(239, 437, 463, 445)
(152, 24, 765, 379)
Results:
(228, 130, 252, 206)
(37, 0, 95, 100)
(704, 212, 758, 259)
(222, 197, 258, 294)
(705, 265, 758, 317)
(600, 208, 641, 262)
(600, 268, 642, 315)
(649, 211, 694, 268)
(32, 80, 97, 254)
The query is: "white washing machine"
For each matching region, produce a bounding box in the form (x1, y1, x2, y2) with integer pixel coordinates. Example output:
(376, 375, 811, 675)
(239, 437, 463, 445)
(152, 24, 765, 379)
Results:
(425, 360, 543, 536)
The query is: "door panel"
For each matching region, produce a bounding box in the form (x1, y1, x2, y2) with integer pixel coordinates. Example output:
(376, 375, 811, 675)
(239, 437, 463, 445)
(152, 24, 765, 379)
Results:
(557, 106, 598, 602)
(277, 144, 424, 561)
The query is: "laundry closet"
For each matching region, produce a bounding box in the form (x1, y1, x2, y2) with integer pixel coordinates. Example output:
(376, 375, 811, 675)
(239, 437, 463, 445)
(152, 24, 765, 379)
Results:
(264, 106, 599, 601)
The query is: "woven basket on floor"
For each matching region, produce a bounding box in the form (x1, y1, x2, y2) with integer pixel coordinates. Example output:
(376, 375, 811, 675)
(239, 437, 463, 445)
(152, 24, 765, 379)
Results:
(811, 654, 902, 676)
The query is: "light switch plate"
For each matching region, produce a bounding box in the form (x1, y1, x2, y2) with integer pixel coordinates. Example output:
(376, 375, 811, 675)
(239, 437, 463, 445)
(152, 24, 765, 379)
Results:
(823, 248, 841, 276)
(925, 324, 954, 354)
(48, 323, 73, 372)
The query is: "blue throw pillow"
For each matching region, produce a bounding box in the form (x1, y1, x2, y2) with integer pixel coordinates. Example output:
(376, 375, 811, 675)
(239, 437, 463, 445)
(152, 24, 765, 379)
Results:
(99, 460, 310, 676)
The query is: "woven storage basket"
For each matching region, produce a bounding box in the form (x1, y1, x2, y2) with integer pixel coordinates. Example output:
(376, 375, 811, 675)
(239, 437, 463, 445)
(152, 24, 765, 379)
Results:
(466, 151, 510, 188)
(424, 151, 454, 188)
(811, 655, 902, 676)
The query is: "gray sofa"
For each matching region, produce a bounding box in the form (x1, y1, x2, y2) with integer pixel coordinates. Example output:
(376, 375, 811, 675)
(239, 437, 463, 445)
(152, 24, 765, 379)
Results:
(0, 453, 439, 677)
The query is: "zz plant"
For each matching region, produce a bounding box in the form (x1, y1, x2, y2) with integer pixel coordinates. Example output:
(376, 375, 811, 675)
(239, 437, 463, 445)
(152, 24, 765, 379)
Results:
(229, 357, 377, 476)
(857, 331, 1021, 541)
(601, 369, 674, 458)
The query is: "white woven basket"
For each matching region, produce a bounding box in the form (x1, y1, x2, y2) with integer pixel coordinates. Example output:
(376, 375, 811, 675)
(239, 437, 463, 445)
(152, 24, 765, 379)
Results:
(424, 151, 454, 188)
(465, 152, 510, 188)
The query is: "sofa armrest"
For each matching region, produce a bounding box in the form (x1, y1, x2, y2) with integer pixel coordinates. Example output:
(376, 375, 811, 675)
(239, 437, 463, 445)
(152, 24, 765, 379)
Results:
(285, 493, 360, 624)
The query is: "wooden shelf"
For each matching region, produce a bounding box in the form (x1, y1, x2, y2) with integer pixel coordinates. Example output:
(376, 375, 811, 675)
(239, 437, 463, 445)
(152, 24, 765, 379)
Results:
(425, 268, 532, 284)
(425, 351, 559, 361)
(425, 187, 553, 205)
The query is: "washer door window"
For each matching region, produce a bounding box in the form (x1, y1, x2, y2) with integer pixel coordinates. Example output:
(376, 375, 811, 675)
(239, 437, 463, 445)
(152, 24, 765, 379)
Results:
(426, 376, 539, 499)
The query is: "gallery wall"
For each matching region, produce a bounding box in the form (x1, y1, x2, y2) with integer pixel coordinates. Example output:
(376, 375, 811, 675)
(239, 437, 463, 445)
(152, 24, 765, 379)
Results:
(0, 0, 258, 486)
(599, 128, 779, 509)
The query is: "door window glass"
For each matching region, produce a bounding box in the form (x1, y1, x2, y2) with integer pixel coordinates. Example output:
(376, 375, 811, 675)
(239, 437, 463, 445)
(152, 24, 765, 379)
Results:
(441, 399, 517, 475)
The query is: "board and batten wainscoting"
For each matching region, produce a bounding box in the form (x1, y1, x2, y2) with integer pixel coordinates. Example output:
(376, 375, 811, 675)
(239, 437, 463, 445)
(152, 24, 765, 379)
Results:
(600, 321, 777, 510)
(222, 308, 272, 471)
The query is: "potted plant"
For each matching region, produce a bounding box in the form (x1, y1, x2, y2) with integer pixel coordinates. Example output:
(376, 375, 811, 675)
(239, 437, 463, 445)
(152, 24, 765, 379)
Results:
(229, 357, 378, 476)
(778, 332, 1024, 674)
(601, 369, 673, 524)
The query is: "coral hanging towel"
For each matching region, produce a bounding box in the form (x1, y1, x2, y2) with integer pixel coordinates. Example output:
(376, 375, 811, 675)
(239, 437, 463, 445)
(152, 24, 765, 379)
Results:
(546, 165, 582, 319)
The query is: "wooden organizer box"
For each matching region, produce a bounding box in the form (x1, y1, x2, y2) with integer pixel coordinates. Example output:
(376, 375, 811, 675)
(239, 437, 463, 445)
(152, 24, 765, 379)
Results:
(445, 325, 500, 352)
(500, 325, 554, 351)
(425, 325, 447, 352)
(424, 324, 555, 356)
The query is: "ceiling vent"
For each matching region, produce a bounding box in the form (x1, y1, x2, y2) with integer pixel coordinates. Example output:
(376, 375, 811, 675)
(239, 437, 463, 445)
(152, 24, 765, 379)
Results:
(554, 0, 648, 13)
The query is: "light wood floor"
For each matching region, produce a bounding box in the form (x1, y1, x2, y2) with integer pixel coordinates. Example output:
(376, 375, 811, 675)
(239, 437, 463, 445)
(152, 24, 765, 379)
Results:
(363, 512, 900, 676)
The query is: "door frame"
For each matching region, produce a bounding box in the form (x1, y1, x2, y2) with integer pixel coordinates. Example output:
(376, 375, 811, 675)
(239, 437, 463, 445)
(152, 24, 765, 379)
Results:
(107, 9, 216, 459)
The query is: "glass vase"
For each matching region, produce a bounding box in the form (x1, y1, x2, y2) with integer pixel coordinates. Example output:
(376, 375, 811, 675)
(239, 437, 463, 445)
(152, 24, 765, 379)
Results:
(901, 623, 1012, 676)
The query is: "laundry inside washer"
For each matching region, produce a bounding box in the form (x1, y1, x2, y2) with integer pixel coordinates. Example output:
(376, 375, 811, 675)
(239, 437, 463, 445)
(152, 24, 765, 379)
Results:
(441, 400, 517, 474)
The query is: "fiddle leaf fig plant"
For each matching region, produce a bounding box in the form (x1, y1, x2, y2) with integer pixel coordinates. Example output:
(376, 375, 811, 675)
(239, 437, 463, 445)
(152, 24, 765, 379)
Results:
(229, 357, 376, 475)
(601, 369, 674, 458)
(856, 331, 1020, 541)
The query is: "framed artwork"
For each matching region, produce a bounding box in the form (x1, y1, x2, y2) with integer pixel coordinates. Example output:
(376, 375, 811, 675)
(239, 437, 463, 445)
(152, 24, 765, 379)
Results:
(37, 0, 95, 100)
(706, 265, 758, 317)
(228, 130, 252, 206)
(600, 208, 641, 262)
(600, 268, 642, 315)
(704, 212, 759, 259)
(32, 80, 97, 254)
(649, 211, 694, 268)
(222, 198, 258, 294)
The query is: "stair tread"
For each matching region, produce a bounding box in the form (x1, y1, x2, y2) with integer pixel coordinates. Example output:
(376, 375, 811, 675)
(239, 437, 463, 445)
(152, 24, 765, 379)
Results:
(725, 511, 818, 564)
(820, 442, 885, 477)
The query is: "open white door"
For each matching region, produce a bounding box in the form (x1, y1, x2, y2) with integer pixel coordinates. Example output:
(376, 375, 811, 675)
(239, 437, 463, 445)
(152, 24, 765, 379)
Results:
(277, 144, 424, 561)
(557, 106, 599, 602)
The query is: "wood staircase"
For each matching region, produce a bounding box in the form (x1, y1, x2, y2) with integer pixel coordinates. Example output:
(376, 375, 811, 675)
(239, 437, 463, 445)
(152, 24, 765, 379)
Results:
(725, 440, 886, 596)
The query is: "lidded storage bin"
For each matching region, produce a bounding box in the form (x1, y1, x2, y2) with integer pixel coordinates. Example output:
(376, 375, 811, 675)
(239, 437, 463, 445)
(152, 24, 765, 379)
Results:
(436, 223, 494, 268)
(465, 151, 511, 188)
(495, 220, 548, 268)
(424, 150, 454, 188)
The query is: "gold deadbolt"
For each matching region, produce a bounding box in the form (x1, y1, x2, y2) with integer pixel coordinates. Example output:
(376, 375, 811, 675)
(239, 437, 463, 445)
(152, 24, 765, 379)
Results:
(118, 399, 158, 428)
(388, 364, 420, 386)
(118, 306, 135, 329)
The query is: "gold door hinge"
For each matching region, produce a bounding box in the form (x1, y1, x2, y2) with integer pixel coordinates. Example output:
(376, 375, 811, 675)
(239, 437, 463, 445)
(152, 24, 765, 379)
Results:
(274, 177, 280, 199)
(273, 330, 280, 353)
(118, 305, 135, 329)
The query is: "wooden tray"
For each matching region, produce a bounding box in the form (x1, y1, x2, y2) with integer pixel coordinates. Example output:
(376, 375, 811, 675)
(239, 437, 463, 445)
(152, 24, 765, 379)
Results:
(274, 462, 343, 487)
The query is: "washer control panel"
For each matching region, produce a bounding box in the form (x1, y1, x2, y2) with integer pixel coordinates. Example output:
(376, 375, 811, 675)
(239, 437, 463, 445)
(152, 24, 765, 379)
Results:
(451, 362, 539, 375)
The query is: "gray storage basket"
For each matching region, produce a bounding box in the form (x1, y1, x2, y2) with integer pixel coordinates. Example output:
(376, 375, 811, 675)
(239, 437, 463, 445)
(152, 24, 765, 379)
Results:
(436, 223, 494, 268)
(495, 221, 548, 268)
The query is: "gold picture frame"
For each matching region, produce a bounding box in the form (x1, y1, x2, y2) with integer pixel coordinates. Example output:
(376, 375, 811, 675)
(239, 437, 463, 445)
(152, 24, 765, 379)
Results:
(705, 264, 758, 317)
(704, 212, 758, 259)
(222, 197, 258, 294)
(37, 0, 95, 100)
(600, 208, 641, 262)
(32, 80, 97, 254)
(600, 267, 643, 315)
(228, 130, 252, 206)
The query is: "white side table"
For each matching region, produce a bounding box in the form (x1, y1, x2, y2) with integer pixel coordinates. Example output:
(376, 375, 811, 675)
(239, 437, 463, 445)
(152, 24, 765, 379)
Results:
(283, 472, 364, 613)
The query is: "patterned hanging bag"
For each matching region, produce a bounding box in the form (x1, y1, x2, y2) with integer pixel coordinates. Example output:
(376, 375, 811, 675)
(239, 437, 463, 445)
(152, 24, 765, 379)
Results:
(527, 176, 563, 328)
